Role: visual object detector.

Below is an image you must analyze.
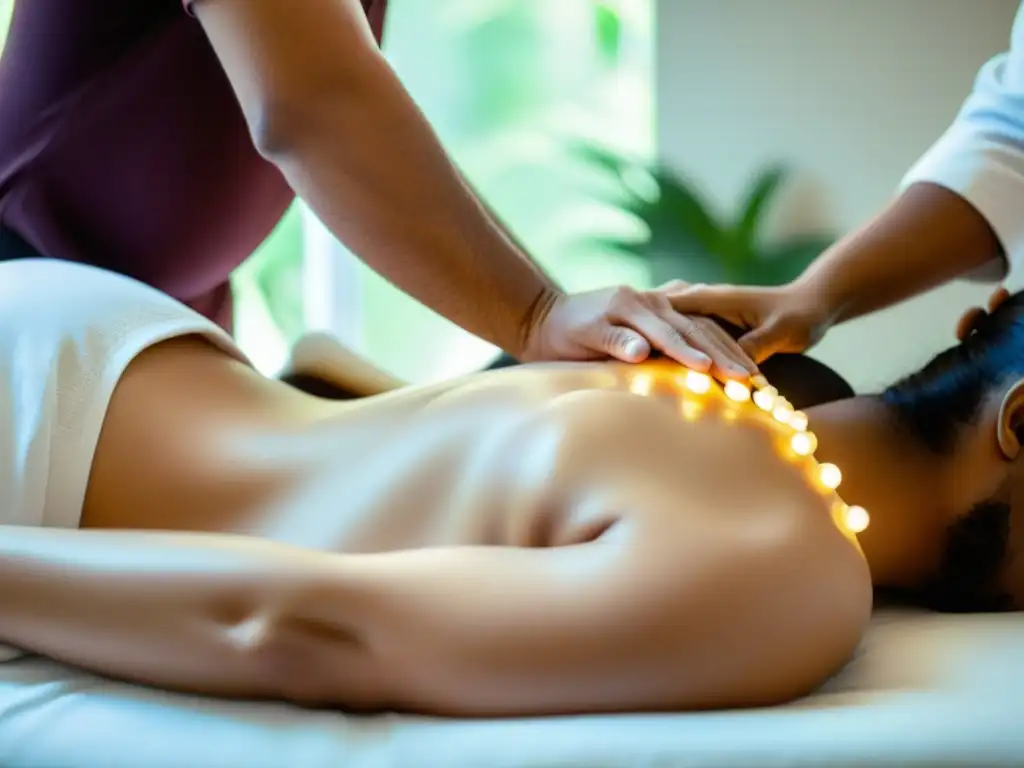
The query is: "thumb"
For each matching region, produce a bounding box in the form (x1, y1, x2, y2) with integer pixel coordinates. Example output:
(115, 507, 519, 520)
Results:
(665, 283, 738, 317)
(601, 325, 651, 363)
(738, 319, 788, 364)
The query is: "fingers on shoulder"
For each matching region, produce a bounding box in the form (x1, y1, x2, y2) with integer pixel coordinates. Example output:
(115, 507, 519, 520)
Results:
(661, 282, 743, 314)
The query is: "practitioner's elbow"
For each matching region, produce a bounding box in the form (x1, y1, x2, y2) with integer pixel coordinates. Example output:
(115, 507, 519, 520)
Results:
(248, 48, 388, 162)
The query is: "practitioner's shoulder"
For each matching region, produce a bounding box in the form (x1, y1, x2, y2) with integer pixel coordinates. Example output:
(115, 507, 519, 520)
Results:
(1, 0, 174, 72)
(0, 0, 166, 145)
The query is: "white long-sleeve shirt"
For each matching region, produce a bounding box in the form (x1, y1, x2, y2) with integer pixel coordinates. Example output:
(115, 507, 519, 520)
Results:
(902, 3, 1024, 277)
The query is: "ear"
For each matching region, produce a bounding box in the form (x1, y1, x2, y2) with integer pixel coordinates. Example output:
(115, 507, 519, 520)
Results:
(996, 378, 1024, 459)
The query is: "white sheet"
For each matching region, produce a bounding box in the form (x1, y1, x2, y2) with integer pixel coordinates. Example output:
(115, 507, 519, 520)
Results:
(1, 608, 1022, 768)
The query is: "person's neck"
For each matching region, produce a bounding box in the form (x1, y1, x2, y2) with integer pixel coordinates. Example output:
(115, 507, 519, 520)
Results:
(803, 396, 951, 588)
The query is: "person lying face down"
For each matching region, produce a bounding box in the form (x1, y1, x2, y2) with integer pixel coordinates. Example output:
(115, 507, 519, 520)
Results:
(705, 304, 1024, 613)
(601, 303, 1024, 614)
(440, 319, 1021, 614)
(1, 261, 1022, 721)
(858, 288, 1024, 612)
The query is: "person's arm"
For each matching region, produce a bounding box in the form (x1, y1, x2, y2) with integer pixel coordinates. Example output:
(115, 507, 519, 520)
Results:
(0, 507, 866, 715)
(190, 0, 558, 358)
(462, 175, 559, 287)
(330, 519, 868, 717)
(795, 183, 1002, 323)
(187, 0, 762, 377)
(0, 526, 385, 708)
(796, 12, 1024, 322)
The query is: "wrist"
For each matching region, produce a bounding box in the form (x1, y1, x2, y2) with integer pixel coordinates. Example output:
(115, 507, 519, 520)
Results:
(516, 286, 565, 362)
(789, 264, 853, 327)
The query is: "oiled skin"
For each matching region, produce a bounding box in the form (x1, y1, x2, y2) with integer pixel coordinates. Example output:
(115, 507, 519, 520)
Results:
(83, 340, 852, 554)
(74, 337, 872, 714)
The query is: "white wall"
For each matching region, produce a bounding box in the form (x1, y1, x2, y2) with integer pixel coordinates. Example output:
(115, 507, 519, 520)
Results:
(657, 0, 1021, 391)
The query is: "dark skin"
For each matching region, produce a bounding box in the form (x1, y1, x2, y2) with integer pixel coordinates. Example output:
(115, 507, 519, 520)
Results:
(5, 288, 1020, 715)
(190, 0, 758, 377)
(290, 345, 1024, 605)
(809, 396, 951, 590)
(497, 301, 1024, 606)
(283, 297, 1024, 610)
(668, 184, 1006, 363)
(808, 327, 1024, 608)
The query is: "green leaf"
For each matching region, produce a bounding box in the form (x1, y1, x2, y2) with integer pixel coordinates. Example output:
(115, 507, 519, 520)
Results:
(568, 143, 825, 286)
(647, 250, 731, 286)
(577, 237, 728, 286)
(646, 166, 722, 253)
(578, 233, 650, 259)
(763, 234, 833, 266)
(748, 235, 833, 286)
(734, 165, 788, 250)
(594, 2, 623, 66)
(568, 142, 635, 180)
(566, 144, 640, 205)
(735, 259, 795, 287)
(568, 141, 722, 253)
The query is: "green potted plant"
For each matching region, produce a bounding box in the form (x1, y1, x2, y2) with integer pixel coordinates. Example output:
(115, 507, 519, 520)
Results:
(572, 143, 834, 287)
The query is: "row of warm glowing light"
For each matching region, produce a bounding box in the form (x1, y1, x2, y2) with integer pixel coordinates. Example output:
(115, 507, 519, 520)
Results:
(629, 369, 870, 535)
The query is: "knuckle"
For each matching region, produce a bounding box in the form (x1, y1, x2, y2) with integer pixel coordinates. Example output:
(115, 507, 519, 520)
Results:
(614, 285, 638, 302)
(683, 282, 713, 298)
(676, 315, 702, 339)
(603, 326, 627, 350)
(658, 279, 689, 293)
(609, 286, 639, 314)
(660, 327, 689, 350)
(644, 290, 671, 311)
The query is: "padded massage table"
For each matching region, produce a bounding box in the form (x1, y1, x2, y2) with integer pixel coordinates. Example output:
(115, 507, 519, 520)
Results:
(2, 607, 1023, 768)
(4, 339, 1022, 766)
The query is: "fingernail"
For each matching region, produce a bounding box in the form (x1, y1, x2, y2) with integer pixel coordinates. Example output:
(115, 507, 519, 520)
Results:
(625, 339, 644, 358)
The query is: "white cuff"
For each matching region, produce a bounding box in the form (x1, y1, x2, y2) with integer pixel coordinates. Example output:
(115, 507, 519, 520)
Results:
(900, 123, 1023, 282)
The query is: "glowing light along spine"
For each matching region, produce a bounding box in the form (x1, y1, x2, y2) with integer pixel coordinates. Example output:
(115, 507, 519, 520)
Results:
(629, 369, 870, 535)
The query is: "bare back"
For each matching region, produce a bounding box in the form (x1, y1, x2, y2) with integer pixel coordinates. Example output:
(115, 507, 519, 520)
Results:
(78, 338, 871, 711)
(82, 339, 859, 561)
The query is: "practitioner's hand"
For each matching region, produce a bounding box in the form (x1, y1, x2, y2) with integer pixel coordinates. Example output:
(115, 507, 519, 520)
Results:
(956, 286, 1011, 341)
(519, 286, 759, 380)
(660, 280, 837, 364)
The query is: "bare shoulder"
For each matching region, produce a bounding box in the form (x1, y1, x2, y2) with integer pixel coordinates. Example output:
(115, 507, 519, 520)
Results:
(536, 386, 873, 705)
(531, 383, 804, 508)
(608, 477, 872, 708)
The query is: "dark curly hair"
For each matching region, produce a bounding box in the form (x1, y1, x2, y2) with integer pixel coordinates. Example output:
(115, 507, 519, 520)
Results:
(880, 291, 1024, 613)
(882, 290, 1024, 455)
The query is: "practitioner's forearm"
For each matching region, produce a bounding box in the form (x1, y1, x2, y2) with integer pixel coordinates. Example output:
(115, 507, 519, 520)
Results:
(260, 52, 560, 357)
(0, 527, 350, 701)
(463, 174, 560, 289)
(794, 182, 1004, 322)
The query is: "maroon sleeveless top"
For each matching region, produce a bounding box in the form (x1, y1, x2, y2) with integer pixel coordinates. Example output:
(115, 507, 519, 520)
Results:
(0, 0, 387, 330)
